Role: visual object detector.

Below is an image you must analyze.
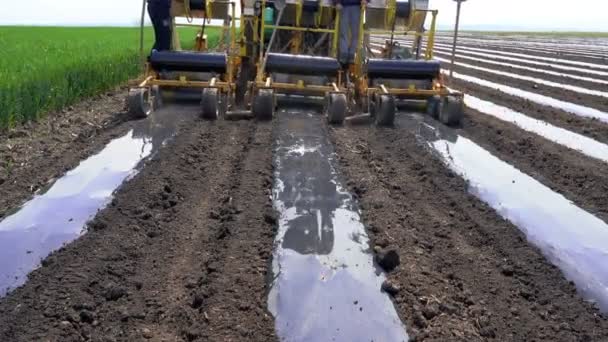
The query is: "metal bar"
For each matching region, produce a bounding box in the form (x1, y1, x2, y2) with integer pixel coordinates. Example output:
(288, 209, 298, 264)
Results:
(259, 3, 285, 81)
(255, 82, 339, 92)
(356, 2, 366, 69)
(257, 0, 267, 82)
(425, 10, 438, 60)
(139, 0, 146, 73)
(365, 29, 424, 35)
(139, 76, 154, 87)
(450, 1, 464, 78)
(149, 79, 231, 88)
(229, 2, 236, 83)
(264, 25, 337, 33)
(331, 8, 340, 57)
(293, 0, 303, 53)
(175, 23, 232, 28)
(377, 88, 450, 96)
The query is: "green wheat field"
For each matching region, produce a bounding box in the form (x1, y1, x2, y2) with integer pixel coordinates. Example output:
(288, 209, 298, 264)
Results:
(0, 26, 206, 129)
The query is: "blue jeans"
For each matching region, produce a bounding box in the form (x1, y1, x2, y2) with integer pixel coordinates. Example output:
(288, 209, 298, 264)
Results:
(148, 1, 172, 51)
(339, 5, 361, 64)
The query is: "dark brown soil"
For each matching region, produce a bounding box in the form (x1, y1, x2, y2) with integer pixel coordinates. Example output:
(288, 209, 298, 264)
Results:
(330, 124, 608, 341)
(448, 63, 608, 114)
(0, 116, 277, 341)
(0, 87, 132, 219)
(2, 33, 608, 341)
(434, 50, 607, 91)
(462, 108, 608, 223)
(448, 77, 608, 145)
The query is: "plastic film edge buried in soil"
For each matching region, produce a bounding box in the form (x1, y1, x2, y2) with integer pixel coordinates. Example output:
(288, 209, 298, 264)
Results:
(398, 113, 608, 313)
(0, 106, 194, 296)
(453, 91, 608, 163)
(444, 71, 608, 123)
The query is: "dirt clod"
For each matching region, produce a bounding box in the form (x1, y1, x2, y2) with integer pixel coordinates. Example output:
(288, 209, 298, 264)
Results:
(501, 265, 515, 277)
(479, 326, 497, 338)
(141, 328, 153, 339)
(191, 294, 204, 309)
(375, 248, 400, 272)
(103, 285, 126, 301)
(79, 310, 95, 324)
(381, 280, 401, 296)
(422, 304, 440, 320)
(412, 311, 428, 329)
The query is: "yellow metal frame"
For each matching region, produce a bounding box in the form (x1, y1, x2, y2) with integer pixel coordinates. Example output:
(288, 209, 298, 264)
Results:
(136, 0, 240, 94)
(354, 5, 457, 101)
(253, 0, 344, 96)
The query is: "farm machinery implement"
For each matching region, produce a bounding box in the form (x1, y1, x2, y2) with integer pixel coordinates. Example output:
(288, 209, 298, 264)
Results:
(128, 0, 464, 126)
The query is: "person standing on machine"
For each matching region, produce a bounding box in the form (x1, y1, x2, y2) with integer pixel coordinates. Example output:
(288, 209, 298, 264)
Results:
(148, 0, 172, 52)
(337, 0, 363, 66)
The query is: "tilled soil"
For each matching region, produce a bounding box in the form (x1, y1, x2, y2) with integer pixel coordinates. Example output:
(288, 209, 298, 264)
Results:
(462, 109, 608, 223)
(0, 87, 132, 218)
(330, 124, 608, 341)
(0, 116, 277, 341)
(433, 51, 606, 90)
(2, 34, 608, 341)
(444, 46, 608, 81)
(449, 78, 608, 145)
(448, 64, 608, 113)
(454, 43, 608, 67)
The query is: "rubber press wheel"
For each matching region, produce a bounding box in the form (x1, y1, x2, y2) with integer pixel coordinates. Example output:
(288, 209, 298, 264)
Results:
(326, 93, 347, 125)
(128, 88, 152, 119)
(439, 95, 464, 127)
(151, 85, 164, 109)
(201, 88, 219, 120)
(375, 94, 396, 127)
(426, 95, 442, 119)
(253, 89, 274, 121)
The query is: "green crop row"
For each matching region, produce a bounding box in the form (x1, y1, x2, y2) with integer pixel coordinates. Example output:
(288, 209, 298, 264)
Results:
(0, 26, 220, 130)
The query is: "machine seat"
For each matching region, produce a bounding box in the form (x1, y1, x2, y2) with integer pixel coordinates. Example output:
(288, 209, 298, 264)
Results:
(266, 53, 341, 76)
(150, 51, 227, 74)
(367, 59, 441, 80)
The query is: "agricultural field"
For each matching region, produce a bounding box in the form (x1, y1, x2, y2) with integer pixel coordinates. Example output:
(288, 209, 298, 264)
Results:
(1, 28, 608, 342)
(0, 26, 206, 128)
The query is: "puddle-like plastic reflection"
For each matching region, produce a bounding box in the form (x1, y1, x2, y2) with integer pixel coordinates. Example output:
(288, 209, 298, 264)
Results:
(399, 113, 608, 313)
(441, 43, 608, 60)
(0, 106, 194, 296)
(434, 57, 608, 98)
(461, 93, 608, 163)
(433, 43, 608, 75)
(448, 71, 608, 123)
(430, 42, 608, 77)
(376, 34, 608, 53)
(431, 48, 608, 86)
(436, 41, 608, 57)
(269, 111, 408, 341)
(371, 38, 608, 77)
(434, 38, 608, 54)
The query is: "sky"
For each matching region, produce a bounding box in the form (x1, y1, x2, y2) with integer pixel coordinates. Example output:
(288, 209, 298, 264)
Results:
(0, 0, 607, 32)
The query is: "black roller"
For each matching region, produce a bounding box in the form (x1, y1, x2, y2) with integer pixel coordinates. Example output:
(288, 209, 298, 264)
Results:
(265, 53, 340, 76)
(150, 51, 227, 74)
(303, 0, 319, 12)
(396, 0, 410, 18)
(367, 59, 441, 79)
(189, 0, 205, 10)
